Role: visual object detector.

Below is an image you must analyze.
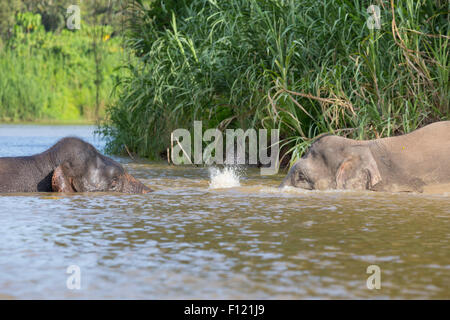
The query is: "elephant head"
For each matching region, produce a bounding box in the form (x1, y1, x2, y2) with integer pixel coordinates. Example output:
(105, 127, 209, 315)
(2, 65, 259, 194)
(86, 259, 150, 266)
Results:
(279, 135, 382, 191)
(50, 138, 152, 194)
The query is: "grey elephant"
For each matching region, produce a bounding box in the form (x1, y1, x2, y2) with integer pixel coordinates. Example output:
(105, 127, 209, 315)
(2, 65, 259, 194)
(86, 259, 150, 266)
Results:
(0, 137, 152, 194)
(279, 121, 450, 193)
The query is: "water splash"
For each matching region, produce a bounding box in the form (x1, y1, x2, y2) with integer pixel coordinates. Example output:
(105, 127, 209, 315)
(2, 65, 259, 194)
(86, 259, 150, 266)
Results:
(209, 167, 241, 189)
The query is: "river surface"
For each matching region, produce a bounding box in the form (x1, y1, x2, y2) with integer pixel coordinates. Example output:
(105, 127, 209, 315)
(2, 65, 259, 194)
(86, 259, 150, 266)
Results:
(0, 124, 448, 299)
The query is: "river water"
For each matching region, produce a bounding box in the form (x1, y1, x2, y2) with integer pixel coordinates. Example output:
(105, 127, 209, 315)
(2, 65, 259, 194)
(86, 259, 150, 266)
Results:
(0, 124, 448, 299)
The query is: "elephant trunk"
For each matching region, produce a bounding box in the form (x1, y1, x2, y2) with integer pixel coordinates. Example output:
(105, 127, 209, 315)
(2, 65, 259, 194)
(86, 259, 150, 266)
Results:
(279, 174, 293, 188)
(122, 173, 152, 194)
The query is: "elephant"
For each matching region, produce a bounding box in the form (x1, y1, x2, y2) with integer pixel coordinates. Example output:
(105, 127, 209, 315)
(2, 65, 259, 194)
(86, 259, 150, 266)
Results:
(0, 137, 152, 194)
(279, 121, 450, 193)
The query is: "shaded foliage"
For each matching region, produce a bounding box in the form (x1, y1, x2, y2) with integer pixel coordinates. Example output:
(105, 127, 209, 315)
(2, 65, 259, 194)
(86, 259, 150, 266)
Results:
(0, 8, 124, 122)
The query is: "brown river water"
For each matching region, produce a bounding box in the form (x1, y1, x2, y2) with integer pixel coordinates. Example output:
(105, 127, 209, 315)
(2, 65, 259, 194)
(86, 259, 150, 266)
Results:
(0, 125, 448, 299)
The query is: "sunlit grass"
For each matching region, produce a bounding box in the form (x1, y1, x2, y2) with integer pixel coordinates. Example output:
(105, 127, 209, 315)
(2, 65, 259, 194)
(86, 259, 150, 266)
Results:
(0, 26, 123, 123)
(101, 0, 449, 164)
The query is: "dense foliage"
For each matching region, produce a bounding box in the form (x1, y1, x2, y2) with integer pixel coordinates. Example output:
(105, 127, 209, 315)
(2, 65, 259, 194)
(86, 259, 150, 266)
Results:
(0, 0, 124, 122)
(102, 0, 448, 163)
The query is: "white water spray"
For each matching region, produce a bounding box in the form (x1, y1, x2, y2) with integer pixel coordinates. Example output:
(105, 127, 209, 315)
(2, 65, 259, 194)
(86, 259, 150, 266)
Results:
(209, 167, 241, 189)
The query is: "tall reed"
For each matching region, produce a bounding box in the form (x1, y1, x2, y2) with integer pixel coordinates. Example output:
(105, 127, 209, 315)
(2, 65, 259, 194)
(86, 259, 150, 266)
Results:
(0, 13, 123, 123)
(102, 0, 449, 164)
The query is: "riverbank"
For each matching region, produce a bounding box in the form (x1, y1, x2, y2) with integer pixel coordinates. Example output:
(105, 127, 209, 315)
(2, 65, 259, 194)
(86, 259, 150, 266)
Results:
(101, 0, 449, 164)
(0, 119, 97, 125)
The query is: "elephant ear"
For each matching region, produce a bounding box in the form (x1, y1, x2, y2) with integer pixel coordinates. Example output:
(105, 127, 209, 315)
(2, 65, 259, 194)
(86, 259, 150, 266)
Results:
(52, 163, 76, 193)
(336, 146, 381, 190)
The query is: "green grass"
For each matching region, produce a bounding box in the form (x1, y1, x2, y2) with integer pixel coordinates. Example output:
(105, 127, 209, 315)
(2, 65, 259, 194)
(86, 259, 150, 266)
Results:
(0, 12, 124, 123)
(101, 0, 449, 164)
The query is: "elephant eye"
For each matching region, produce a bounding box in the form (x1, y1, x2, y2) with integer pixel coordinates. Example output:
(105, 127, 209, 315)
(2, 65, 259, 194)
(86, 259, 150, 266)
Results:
(297, 172, 305, 181)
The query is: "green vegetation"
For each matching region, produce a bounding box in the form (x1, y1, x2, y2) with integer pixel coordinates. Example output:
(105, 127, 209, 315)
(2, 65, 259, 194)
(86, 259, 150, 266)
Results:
(0, 0, 124, 123)
(101, 0, 449, 164)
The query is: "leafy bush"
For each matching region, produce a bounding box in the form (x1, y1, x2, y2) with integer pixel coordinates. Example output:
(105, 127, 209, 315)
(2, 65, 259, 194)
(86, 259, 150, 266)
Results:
(0, 11, 124, 122)
(102, 0, 448, 163)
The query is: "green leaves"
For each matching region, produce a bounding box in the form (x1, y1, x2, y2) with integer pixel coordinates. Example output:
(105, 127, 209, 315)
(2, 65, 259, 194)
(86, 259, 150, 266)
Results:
(102, 0, 449, 163)
(0, 22, 123, 122)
